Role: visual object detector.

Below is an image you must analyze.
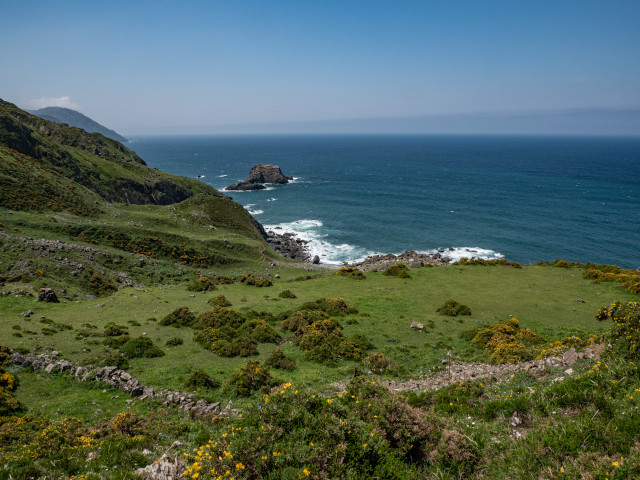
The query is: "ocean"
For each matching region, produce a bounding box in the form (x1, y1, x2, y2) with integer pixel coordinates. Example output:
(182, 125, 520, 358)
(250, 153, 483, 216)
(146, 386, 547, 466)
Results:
(128, 135, 640, 269)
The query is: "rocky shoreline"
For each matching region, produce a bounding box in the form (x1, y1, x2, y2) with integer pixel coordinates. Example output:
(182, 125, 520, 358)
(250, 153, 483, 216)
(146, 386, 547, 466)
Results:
(347, 250, 452, 271)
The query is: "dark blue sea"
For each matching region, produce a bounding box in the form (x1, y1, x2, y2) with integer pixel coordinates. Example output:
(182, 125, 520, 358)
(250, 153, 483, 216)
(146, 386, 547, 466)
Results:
(128, 135, 640, 269)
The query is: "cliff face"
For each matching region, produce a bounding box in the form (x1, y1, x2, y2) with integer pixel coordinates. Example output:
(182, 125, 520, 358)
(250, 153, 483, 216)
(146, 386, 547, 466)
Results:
(226, 164, 293, 191)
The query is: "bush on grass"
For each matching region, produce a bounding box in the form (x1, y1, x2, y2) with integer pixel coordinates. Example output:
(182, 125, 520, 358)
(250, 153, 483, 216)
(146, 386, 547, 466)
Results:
(239, 273, 273, 287)
(265, 347, 296, 370)
(159, 306, 196, 327)
(185, 369, 220, 391)
(120, 337, 164, 358)
(208, 294, 232, 307)
(384, 262, 411, 278)
(436, 299, 472, 316)
(278, 289, 297, 298)
(187, 275, 217, 292)
(336, 267, 366, 279)
(224, 360, 272, 396)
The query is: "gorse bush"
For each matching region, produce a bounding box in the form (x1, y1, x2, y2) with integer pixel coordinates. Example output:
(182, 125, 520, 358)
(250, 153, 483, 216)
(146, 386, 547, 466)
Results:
(584, 263, 640, 294)
(208, 294, 232, 307)
(336, 267, 366, 280)
(0, 345, 23, 415)
(278, 289, 297, 298)
(453, 257, 522, 268)
(187, 275, 217, 292)
(597, 300, 640, 360)
(384, 262, 411, 278)
(183, 377, 479, 479)
(86, 272, 117, 296)
(119, 336, 164, 358)
(299, 297, 358, 316)
(363, 352, 392, 374)
(471, 318, 546, 364)
(159, 306, 196, 327)
(239, 272, 272, 287)
(224, 360, 273, 396)
(185, 369, 220, 391)
(436, 299, 472, 316)
(265, 347, 296, 370)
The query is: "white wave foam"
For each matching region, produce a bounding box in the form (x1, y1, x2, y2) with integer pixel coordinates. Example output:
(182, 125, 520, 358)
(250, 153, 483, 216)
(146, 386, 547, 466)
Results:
(248, 209, 264, 215)
(420, 247, 504, 262)
(243, 204, 256, 209)
(264, 219, 376, 265)
(217, 174, 227, 177)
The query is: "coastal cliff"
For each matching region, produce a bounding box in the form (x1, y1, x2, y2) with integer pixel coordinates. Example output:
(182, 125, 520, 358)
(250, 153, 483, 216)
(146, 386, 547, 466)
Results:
(226, 164, 292, 191)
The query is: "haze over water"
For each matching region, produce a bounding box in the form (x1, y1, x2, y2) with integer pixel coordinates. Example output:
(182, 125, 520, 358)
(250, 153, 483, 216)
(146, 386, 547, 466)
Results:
(130, 134, 640, 269)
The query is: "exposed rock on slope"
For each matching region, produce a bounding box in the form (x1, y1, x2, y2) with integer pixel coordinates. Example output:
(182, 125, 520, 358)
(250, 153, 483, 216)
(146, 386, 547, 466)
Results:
(226, 164, 293, 191)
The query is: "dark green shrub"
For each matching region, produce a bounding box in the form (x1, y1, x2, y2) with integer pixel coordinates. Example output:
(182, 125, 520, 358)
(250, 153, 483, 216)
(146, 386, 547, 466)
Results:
(211, 339, 236, 357)
(336, 267, 366, 280)
(224, 360, 272, 396)
(86, 272, 117, 296)
(551, 259, 570, 268)
(185, 369, 220, 391)
(437, 299, 472, 316)
(194, 328, 232, 350)
(193, 307, 245, 329)
(278, 289, 297, 298)
(187, 276, 217, 292)
(363, 352, 392, 373)
(120, 337, 164, 358)
(232, 337, 259, 357)
(0, 346, 23, 415)
(103, 324, 128, 336)
(299, 297, 358, 316)
(95, 352, 129, 369)
(102, 334, 130, 349)
(239, 273, 273, 287)
(160, 306, 196, 327)
(281, 310, 330, 333)
(383, 263, 411, 278)
(208, 294, 232, 307)
(166, 337, 183, 346)
(240, 320, 281, 343)
(265, 348, 296, 370)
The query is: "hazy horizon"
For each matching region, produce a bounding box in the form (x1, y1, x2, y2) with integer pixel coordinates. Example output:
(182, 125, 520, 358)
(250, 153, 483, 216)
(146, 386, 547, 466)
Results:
(2, 1, 640, 136)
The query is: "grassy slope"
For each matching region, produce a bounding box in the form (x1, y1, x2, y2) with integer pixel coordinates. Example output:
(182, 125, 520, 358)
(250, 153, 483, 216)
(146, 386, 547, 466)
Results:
(2, 265, 634, 398)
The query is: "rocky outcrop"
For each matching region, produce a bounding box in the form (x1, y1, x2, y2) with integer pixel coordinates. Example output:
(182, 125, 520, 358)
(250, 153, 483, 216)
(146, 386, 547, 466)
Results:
(265, 230, 311, 261)
(226, 164, 292, 191)
(11, 353, 237, 417)
(348, 250, 451, 271)
(38, 287, 59, 302)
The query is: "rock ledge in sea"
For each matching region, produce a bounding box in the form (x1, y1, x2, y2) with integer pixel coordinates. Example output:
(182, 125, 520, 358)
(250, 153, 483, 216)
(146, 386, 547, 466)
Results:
(226, 164, 293, 191)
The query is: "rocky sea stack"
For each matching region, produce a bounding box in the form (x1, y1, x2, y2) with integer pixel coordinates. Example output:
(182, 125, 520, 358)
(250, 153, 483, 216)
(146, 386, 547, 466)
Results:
(226, 164, 293, 191)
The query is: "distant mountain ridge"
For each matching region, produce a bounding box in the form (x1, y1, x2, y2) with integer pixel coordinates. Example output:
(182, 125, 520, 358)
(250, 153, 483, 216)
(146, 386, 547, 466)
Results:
(28, 106, 128, 142)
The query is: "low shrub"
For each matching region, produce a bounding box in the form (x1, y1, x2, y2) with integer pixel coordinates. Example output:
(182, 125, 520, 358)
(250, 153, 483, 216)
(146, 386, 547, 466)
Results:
(187, 275, 217, 292)
(280, 310, 330, 333)
(597, 301, 640, 360)
(583, 264, 640, 294)
(208, 294, 232, 307)
(193, 307, 245, 329)
(0, 345, 23, 415)
(119, 337, 164, 358)
(86, 272, 117, 296)
(159, 306, 196, 327)
(363, 352, 392, 373)
(383, 262, 411, 278)
(94, 352, 129, 369)
(278, 289, 297, 298)
(102, 334, 131, 349)
(471, 318, 546, 364)
(240, 319, 281, 343)
(224, 360, 272, 396)
(336, 267, 366, 279)
(453, 257, 522, 268)
(239, 273, 273, 287)
(185, 369, 220, 391)
(299, 297, 358, 316)
(165, 337, 183, 346)
(103, 323, 128, 337)
(436, 299, 472, 316)
(265, 347, 296, 370)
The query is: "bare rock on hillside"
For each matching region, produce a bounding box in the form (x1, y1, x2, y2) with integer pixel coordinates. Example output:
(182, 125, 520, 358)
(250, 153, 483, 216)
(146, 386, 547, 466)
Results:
(38, 287, 59, 303)
(134, 454, 185, 480)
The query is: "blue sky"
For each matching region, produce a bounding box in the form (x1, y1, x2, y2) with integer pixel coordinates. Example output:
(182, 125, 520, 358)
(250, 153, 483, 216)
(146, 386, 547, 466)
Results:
(2, 0, 640, 134)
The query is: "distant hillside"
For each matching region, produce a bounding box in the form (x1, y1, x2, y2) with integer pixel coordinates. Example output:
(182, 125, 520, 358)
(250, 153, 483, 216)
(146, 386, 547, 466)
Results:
(0, 98, 219, 210)
(28, 106, 128, 142)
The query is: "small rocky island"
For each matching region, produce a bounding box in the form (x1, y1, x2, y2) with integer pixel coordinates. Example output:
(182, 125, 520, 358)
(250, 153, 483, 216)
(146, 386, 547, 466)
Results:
(226, 164, 293, 191)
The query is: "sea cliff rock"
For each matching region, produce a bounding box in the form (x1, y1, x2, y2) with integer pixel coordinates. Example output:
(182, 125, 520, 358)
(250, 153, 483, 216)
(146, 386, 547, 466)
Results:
(226, 164, 293, 191)
(348, 250, 452, 271)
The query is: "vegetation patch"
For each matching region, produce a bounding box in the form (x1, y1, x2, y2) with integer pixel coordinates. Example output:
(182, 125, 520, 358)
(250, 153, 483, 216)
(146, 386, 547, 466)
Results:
(208, 294, 232, 307)
(383, 262, 411, 278)
(119, 337, 164, 359)
(265, 347, 296, 370)
(239, 272, 273, 287)
(471, 318, 546, 363)
(185, 369, 220, 391)
(453, 256, 522, 268)
(187, 275, 217, 292)
(223, 360, 272, 396)
(278, 289, 297, 298)
(436, 298, 472, 316)
(336, 266, 366, 279)
(584, 263, 640, 294)
(597, 300, 640, 359)
(159, 306, 196, 327)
